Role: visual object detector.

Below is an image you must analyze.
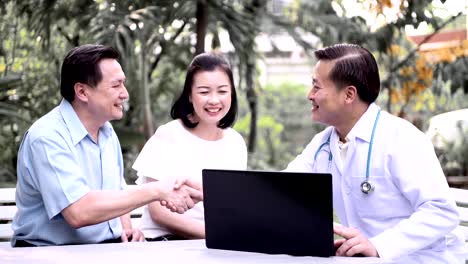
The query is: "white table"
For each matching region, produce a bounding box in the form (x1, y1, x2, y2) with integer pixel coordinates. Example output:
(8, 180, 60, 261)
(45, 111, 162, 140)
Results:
(0, 239, 394, 264)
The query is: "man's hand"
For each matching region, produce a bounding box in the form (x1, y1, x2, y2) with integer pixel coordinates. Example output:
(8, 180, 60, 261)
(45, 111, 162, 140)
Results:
(333, 224, 379, 257)
(174, 178, 203, 203)
(155, 179, 203, 214)
(121, 228, 145, 242)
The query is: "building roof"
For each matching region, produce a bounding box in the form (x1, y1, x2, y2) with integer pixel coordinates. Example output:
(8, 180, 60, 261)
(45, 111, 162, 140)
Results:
(408, 29, 467, 51)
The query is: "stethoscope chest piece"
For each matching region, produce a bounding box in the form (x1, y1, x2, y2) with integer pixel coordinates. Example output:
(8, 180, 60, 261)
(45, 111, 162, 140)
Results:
(360, 180, 374, 194)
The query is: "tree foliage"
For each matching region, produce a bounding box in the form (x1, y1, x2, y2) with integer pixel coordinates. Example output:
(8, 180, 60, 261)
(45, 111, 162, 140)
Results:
(0, 0, 467, 185)
(236, 81, 324, 170)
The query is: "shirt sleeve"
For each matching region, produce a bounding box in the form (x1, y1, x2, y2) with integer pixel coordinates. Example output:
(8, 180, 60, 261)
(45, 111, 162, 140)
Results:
(285, 142, 316, 172)
(240, 142, 248, 170)
(115, 134, 127, 190)
(369, 126, 459, 259)
(28, 135, 90, 220)
(132, 126, 173, 183)
(233, 129, 248, 169)
(284, 129, 330, 172)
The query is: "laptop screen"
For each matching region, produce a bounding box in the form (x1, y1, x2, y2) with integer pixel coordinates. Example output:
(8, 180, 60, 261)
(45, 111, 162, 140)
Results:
(202, 169, 334, 257)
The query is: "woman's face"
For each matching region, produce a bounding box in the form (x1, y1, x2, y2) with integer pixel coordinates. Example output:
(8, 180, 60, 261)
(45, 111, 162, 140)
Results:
(190, 69, 232, 127)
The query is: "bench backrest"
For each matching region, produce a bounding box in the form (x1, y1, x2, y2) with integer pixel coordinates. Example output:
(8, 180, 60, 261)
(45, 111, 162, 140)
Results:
(0, 187, 143, 241)
(0, 188, 15, 241)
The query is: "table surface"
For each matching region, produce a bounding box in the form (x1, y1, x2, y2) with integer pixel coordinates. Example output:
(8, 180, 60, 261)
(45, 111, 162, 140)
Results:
(0, 239, 395, 264)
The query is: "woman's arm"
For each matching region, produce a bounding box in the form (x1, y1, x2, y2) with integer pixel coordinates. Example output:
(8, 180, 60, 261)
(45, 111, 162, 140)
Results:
(148, 201, 205, 239)
(147, 177, 205, 239)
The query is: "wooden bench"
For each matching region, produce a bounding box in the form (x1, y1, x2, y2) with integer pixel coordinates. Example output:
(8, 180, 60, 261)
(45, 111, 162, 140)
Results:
(0, 187, 143, 242)
(0, 188, 16, 241)
(447, 176, 468, 189)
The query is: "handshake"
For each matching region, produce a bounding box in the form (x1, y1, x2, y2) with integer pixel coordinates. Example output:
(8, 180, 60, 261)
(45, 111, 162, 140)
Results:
(156, 178, 203, 214)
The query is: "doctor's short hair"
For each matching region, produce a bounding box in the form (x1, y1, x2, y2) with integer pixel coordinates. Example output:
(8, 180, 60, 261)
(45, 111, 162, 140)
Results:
(60, 44, 120, 102)
(170, 52, 238, 129)
(314, 44, 380, 104)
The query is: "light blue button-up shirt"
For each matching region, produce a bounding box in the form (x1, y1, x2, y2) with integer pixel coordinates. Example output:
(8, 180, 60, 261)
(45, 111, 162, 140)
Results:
(12, 99, 126, 246)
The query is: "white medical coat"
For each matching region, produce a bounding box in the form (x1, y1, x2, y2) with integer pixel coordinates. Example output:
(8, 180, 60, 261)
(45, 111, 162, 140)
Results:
(286, 103, 466, 263)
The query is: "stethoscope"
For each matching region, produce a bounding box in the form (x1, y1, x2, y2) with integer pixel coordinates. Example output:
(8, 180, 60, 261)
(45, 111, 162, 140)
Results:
(313, 109, 381, 194)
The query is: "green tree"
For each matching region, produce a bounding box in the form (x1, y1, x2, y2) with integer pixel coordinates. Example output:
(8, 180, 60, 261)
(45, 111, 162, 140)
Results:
(0, 1, 70, 185)
(236, 81, 324, 170)
(1, 0, 467, 186)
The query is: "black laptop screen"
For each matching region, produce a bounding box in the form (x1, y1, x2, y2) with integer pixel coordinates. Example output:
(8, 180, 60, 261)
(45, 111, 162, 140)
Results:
(202, 169, 334, 257)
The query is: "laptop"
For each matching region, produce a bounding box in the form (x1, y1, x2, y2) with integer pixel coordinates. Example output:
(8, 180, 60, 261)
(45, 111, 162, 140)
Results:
(202, 169, 334, 257)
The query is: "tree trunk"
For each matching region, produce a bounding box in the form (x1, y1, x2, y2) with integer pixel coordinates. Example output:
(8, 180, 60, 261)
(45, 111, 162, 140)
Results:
(195, 0, 208, 55)
(243, 0, 266, 153)
(140, 32, 154, 140)
(246, 60, 257, 153)
(386, 86, 392, 113)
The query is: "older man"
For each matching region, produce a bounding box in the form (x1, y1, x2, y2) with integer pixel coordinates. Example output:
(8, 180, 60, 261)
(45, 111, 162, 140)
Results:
(12, 44, 202, 247)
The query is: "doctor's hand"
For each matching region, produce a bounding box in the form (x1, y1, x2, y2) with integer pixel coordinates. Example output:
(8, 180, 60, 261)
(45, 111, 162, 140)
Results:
(333, 224, 379, 257)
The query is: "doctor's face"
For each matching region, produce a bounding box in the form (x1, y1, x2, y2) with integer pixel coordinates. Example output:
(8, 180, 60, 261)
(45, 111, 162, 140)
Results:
(308, 60, 347, 126)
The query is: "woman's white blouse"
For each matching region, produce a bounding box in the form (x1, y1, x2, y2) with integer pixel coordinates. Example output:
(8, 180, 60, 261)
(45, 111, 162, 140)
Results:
(133, 119, 248, 238)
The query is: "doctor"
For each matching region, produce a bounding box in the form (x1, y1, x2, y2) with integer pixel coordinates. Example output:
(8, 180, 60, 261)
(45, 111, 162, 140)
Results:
(286, 43, 465, 263)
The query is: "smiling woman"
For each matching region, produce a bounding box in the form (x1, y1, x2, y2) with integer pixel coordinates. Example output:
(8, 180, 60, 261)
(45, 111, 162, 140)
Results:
(189, 69, 232, 140)
(131, 53, 248, 241)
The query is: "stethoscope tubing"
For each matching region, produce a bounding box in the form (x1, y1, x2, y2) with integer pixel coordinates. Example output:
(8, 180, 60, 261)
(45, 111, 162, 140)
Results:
(365, 110, 381, 181)
(313, 108, 381, 194)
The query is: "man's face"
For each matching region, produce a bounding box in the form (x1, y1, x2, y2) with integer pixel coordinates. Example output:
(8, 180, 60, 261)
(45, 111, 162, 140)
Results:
(307, 60, 347, 126)
(86, 59, 129, 124)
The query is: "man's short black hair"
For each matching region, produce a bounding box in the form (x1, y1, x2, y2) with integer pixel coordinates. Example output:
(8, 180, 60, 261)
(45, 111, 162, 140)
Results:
(60, 44, 120, 102)
(314, 43, 380, 104)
